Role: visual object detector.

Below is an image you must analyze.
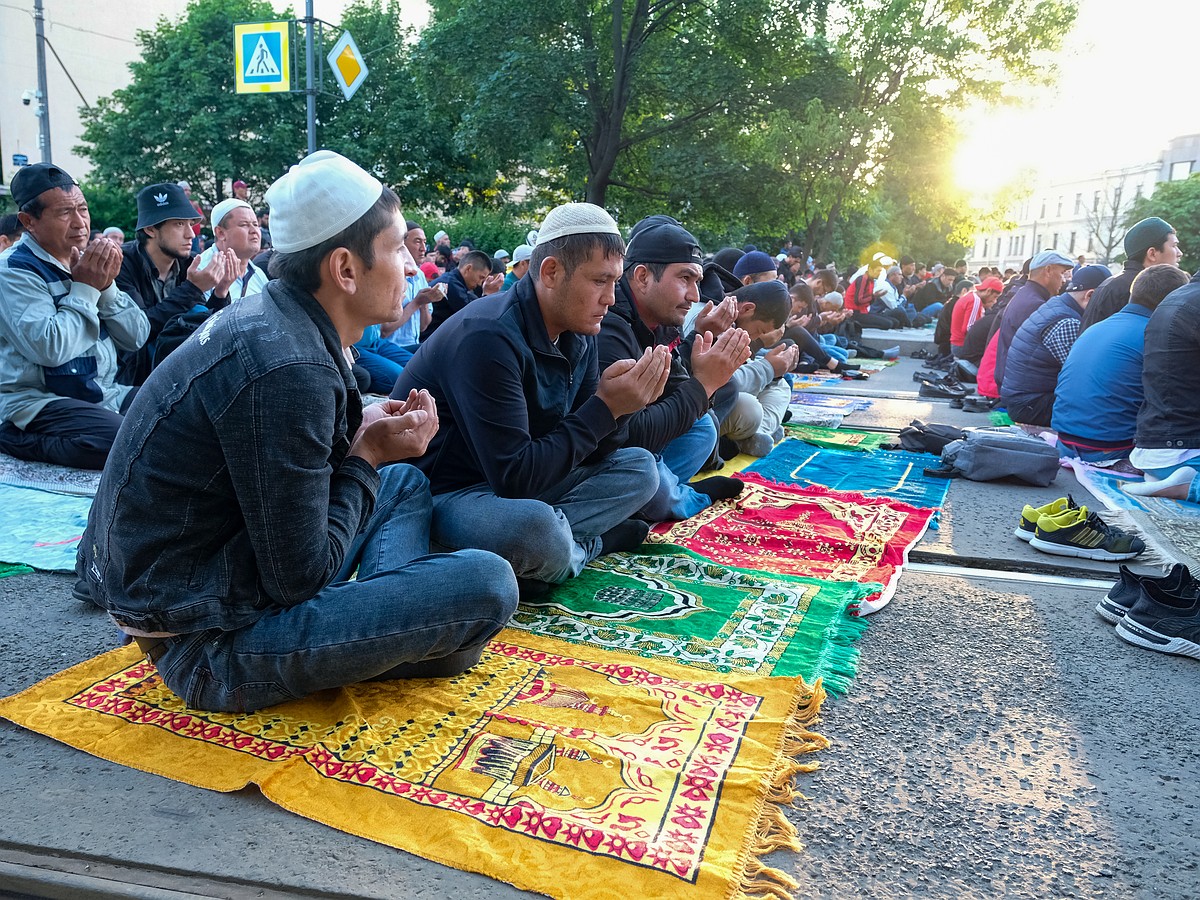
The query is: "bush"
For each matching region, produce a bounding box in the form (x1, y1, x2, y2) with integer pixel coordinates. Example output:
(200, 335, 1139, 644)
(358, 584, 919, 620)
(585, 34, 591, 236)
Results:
(79, 181, 138, 235)
(427, 206, 538, 256)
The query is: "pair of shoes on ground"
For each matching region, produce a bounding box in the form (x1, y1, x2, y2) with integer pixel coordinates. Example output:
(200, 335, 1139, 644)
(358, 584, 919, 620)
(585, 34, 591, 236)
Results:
(1097, 564, 1200, 660)
(918, 377, 967, 400)
(1015, 495, 1145, 561)
(961, 397, 995, 413)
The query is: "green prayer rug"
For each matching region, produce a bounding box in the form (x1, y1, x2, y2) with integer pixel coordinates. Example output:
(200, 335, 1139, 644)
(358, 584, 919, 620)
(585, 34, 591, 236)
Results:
(0, 562, 33, 579)
(508, 545, 876, 695)
(988, 410, 1015, 426)
(781, 423, 890, 452)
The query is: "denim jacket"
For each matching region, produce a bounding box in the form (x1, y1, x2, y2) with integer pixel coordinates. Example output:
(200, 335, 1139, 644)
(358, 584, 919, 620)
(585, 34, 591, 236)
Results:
(79, 279, 381, 636)
(1136, 278, 1200, 449)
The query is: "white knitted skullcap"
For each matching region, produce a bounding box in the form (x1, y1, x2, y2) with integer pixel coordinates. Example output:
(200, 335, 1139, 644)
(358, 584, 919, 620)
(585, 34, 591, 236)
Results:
(210, 198, 253, 228)
(535, 203, 620, 244)
(266, 150, 383, 253)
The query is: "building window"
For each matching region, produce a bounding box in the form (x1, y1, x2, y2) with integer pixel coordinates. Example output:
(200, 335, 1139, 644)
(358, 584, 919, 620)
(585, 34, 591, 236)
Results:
(1088, 236, 1094, 252)
(1135, 183, 1144, 200)
(1075, 193, 1083, 214)
(1069, 232, 1076, 253)
(1113, 186, 1122, 208)
(1093, 191, 1101, 212)
(1056, 196, 1063, 216)
(1052, 232, 1058, 248)
(1170, 160, 1193, 181)
(1040, 200, 1046, 219)
(983, 239, 989, 258)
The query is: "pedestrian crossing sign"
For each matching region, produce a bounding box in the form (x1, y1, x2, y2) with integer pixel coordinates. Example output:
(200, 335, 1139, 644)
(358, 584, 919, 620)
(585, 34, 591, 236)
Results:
(326, 30, 368, 101)
(234, 21, 291, 94)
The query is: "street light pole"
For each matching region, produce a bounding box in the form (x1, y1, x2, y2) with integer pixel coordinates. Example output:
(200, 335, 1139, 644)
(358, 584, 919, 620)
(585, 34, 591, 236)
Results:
(304, 0, 316, 155)
(33, 0, 53, 162)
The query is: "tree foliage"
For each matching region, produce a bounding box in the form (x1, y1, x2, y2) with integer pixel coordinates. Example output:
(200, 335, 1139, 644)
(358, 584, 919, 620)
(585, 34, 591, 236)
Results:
(1125, 174, 1200, 273)
(77, 0, 1079, 261)
(77, 0, 306, 208)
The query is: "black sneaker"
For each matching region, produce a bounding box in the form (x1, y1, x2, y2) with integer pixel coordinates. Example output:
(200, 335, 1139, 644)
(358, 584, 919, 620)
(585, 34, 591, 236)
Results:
(1028, 505, 1145, 561)
(1115, 579, 1200, 659)
(1097, 563, 1195, 624)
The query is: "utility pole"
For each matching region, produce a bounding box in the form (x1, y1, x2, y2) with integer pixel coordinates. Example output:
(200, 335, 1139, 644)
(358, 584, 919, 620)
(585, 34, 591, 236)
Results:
(33, 0, 53, 162)
(304, 0, 316, 155)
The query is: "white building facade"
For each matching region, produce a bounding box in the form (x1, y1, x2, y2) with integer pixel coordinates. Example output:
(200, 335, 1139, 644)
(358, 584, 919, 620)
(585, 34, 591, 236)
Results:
(968, 134, 1200, 273)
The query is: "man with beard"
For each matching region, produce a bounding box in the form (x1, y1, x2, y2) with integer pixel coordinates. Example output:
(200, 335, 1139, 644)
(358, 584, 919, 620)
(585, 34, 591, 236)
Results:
(116, 182, 241, 385)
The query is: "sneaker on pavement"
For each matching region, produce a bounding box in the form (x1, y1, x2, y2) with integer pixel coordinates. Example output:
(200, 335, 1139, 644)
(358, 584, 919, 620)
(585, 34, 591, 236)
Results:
(1029, 505, 1146, 561)
(1097, 563, 1196, 624)
(1115, 579, 1200, 659)
(1014, 495, 1077, 542)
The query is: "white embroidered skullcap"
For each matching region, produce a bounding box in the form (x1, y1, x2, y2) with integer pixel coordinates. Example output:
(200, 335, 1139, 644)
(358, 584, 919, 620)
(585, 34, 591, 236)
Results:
(210, 198, 253, 228)
(266, 150, 383, 253)
(535, 203, 620, 244)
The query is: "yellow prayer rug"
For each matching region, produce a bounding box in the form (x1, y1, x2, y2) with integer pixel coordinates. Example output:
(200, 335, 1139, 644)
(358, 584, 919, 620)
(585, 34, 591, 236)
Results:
(0, 630, 827, 900)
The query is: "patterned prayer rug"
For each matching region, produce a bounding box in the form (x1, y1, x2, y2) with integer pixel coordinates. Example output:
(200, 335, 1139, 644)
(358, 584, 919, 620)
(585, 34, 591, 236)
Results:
(0, 451, 102, 496)
(648, 473, 936, 615)
(1065, 459, 1200, 571)
(746, 443, 950, 511)
(788, 373, 843, 389)
(0, 483, 91, 572)
(789, 392, 873, 413)
(0, 631, 826, 900)
(780, 424, 890, 453)
(509, 545, 875, 694)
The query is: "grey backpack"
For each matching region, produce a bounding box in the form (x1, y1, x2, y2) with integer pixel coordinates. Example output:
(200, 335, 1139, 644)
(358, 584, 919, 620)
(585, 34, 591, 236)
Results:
(925, 427, 1060, 487)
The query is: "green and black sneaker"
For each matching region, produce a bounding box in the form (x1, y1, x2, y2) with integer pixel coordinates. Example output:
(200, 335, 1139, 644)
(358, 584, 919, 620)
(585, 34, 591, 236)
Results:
(1029, 505, 1145, 561)
(1014, 495, 1077, 542)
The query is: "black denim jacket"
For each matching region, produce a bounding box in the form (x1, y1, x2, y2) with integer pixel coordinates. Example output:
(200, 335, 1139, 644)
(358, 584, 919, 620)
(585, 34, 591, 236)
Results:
(1136, 277, 1200, 449)
(79, 280, 381, 636)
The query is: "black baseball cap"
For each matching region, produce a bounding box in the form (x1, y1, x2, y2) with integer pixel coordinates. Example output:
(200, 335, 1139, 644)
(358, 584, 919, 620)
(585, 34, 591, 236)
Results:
(624, 215, 703, 267)
(10, 163, 77, 209)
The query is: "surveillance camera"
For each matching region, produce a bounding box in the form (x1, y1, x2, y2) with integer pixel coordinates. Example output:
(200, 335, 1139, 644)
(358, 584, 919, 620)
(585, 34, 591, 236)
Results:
(21, 90, 35, 106)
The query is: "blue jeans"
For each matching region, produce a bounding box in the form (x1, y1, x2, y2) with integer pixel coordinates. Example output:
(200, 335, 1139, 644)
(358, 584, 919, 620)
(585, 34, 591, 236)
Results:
(430, 447, 658, 583)
(356, 341, 414, 394)
(641, 415, 717, 521)
(156, 465, 518, 713)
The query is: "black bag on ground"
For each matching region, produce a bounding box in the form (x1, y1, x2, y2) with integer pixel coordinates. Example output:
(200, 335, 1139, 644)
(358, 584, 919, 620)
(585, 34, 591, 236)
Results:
(926, 427, 1059, 486)
(897, 419, 964, 455)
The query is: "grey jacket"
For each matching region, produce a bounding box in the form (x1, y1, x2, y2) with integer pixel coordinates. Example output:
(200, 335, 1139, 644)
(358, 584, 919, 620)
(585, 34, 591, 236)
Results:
(0, 233, 148, 428)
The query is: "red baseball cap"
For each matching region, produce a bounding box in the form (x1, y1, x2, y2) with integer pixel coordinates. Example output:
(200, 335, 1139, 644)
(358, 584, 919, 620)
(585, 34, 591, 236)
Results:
(977, 277, 1005, 293)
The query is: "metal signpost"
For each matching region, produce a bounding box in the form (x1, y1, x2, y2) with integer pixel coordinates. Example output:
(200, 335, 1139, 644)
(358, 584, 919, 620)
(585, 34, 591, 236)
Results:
(233, 4, 367, 157)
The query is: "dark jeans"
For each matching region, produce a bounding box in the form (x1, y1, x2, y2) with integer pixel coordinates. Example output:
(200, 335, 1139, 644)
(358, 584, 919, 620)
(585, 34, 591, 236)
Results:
(854, 309, 908, 330)
(1003, 392, 1054, 427)
(0, 394, 134, 469)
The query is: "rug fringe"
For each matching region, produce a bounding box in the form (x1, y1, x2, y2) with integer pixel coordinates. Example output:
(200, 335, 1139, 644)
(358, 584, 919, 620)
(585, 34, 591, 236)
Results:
(736, 678, 827, 900)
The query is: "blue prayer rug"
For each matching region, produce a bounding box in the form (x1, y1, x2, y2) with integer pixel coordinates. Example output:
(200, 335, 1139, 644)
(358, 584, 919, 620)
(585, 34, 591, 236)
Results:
(0, 483, 91, 572)
(745, 441, 950, 512)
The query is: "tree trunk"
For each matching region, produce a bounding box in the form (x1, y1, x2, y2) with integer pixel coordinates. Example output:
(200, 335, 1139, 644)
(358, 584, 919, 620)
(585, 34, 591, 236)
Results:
(816, 198, 844, 266)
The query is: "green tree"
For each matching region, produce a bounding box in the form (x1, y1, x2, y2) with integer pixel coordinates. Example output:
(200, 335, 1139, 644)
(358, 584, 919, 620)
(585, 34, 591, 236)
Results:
(77, 0, 306, 209)
(1125, 174, 1200, 273)
(417, 0, 807, 210)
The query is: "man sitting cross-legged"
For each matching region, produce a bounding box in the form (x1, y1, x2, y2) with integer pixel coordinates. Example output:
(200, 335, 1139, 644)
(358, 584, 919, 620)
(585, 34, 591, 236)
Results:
(599, 215, 750, 521)
(79, 152, 518, 714)
(394, 202, 669, 590)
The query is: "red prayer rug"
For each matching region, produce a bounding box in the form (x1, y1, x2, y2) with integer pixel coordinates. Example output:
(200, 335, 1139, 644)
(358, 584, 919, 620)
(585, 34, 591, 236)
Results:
(648, 473, 935, 615)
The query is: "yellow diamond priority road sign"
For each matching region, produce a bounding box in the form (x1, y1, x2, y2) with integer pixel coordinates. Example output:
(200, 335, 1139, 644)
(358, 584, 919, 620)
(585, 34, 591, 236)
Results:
(327, 30, 368, 101)
(234, 21, 291, 94)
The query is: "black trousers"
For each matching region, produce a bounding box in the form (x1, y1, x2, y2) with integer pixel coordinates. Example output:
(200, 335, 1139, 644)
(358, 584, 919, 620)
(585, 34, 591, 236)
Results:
(1002, 392, 1054, 428)
(0, 393, 135, 470)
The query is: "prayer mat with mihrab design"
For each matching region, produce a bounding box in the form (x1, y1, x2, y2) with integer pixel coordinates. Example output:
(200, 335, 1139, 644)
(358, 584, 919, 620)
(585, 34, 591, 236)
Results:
(648, 474, 936, 616)
(0, 451, 102, 497)
(0, 631, 826, 900)
(509, 545, 875, 694)
(746, 443, 949, 512)
(780, 423, 890, 453)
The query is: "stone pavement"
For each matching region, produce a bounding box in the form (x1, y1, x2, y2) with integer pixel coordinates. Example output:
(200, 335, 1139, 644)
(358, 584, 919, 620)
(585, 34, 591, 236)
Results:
(1, 352, 1196, 899)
